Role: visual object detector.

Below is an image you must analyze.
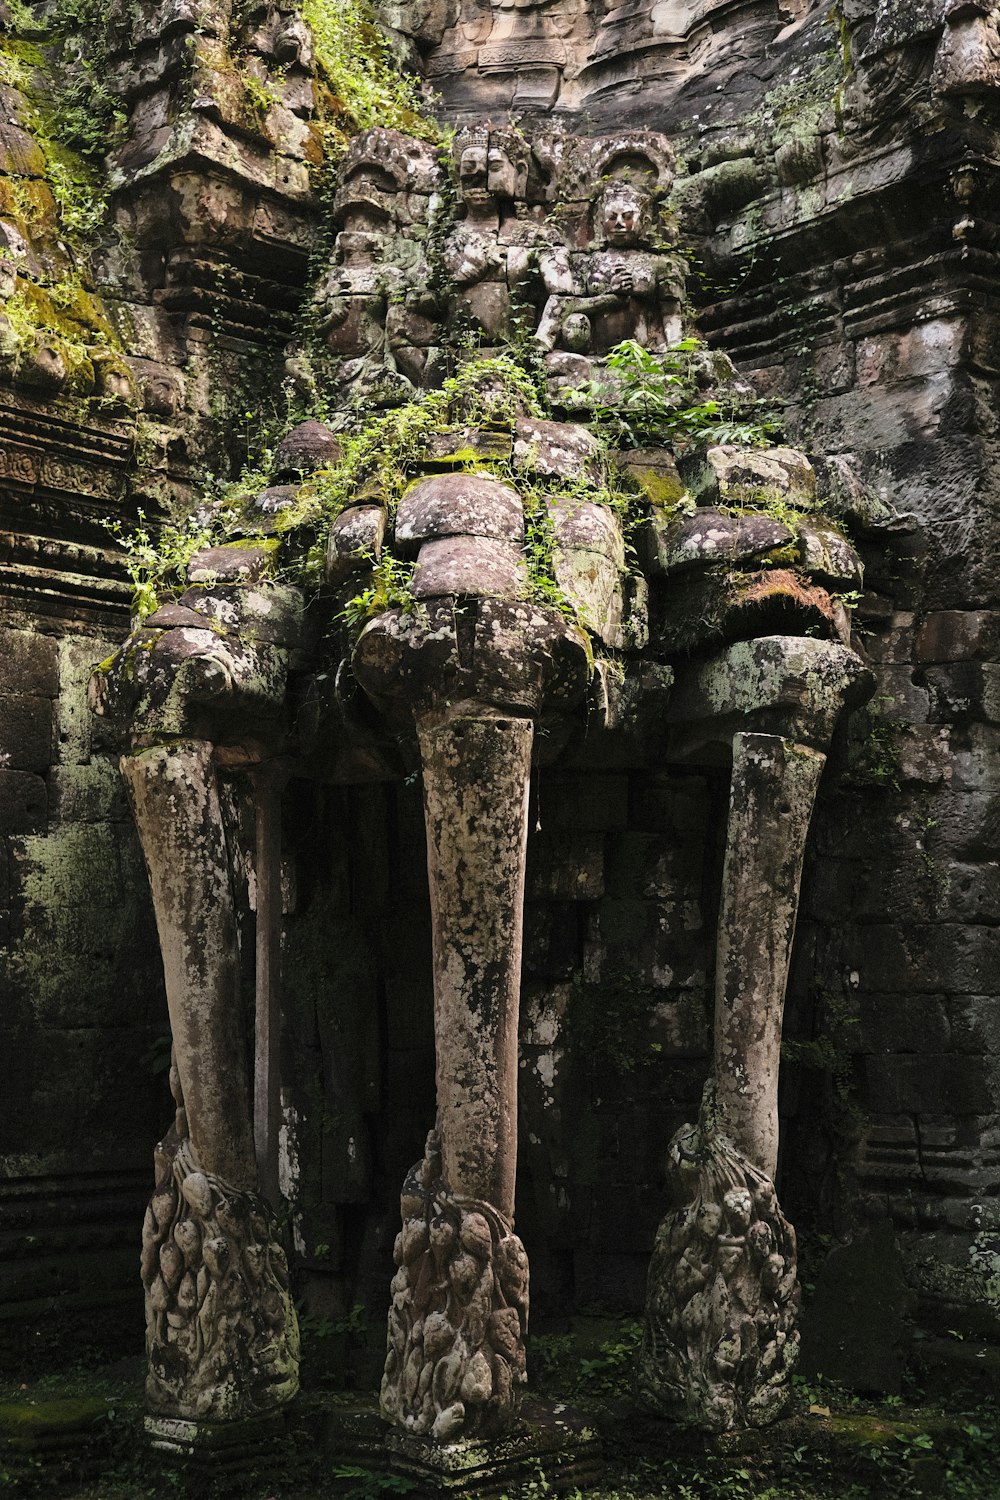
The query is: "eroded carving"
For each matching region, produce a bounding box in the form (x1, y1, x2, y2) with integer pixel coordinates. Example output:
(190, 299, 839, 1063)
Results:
(637, 1086, 800, 1432)
(141, 1063, 299, 1421)
(381, 1130, 529, 1440)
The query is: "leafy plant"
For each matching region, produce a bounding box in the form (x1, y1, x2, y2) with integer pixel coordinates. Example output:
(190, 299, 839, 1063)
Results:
(301, 0, 439, 155)
(103, 509, 223, 622)
(338, 552, 416, 631)
(332, 1464, 418, 1498)
(566, 338, 779, 450)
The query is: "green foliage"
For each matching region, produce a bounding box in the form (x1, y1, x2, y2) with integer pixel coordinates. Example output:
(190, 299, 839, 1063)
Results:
(575, 1322, 643, 1395)
(302, 0, 439, 153)
(103, 509, 225, 622)
(0, 0, 125, 244)
(309, 353, 547, 519)
(531, 1319, 642, 1398)
(337, 551, 416, 631)
(41, 0, 127, 161)
(851, 694, 907, 791)
(331, 1468, 418, 1499)
(566, 339, 780, 450)
(297, 1300, 368, 1343)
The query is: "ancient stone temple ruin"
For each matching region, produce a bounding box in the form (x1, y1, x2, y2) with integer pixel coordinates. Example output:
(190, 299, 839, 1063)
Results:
(3, 0, 1000, 1489)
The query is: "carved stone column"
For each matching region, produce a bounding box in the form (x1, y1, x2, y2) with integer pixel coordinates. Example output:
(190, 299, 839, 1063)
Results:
(418, 711, 532, 1219)
(638, 636, 874, 1433)
(123, 742, 299, 1426)
(92, 560, 304, 1438)
(714, 732, 826, 1181)
(123, 741, 254, 1190)
(354, 592, 590, 1443)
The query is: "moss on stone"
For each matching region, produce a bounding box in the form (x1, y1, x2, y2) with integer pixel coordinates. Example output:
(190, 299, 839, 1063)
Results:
(0, 1395, 108, 1437)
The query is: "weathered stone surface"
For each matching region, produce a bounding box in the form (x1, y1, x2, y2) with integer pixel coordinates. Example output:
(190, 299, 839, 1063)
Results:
(650, 508, 792, 574)
(714, 733, 826, 1179)
(526, 831, 605, 900)
(656, 568, 848, 657)
(186, 545, 276, 584)
(395, 473, 524, 555)
(811, 455, 910, 534)
(616, 448, 686, 508)
(547, 499, 624, 564)
(380, 1130, 528, 1441)
(681, 446, 816, 509)
(354, 599, 591, 721)
(325, 506, 386, 583)
(0, 694, 53, 771)
(797, 1221, 910, 1394)
(796, 523, 864, 591)
(412, 536, 526, 600)
(551, 546, 623, 647)
(272, 419, 341, 478)
(145, 603, 224, 632)
(638, 1085, 800, 1432)
(925, 663, 1000, 724)
(250, 485, 301, 524)
(142, 1133, 299, 1421)
(0, 628, 58, 696)
(0, 769, 47, 833)
(667, 637, 874, 753)
(513, 419, 604, 484)
(916, 611, 1000, 663)
(122, 742, 255, 1189)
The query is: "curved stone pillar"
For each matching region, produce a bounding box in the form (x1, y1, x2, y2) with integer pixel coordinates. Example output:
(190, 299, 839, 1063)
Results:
(418, 710, 533, 1218)
(641, 636, 875, 1432)
(123, 740, 299, 1426)
(122, 740, 254, 1190)
(354, 594, 591, 1442)
(714, 732, 826, 1180)
(94, 563, 304, 1434)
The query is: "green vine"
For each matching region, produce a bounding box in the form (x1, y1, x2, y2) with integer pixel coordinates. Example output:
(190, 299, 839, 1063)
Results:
(302, 0, 440, 157)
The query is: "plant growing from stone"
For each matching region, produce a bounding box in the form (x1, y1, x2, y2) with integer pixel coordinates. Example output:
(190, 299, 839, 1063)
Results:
(568, 338, 779, 450)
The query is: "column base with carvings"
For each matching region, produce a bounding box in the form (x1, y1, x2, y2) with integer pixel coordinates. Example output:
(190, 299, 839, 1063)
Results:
(380, 1131, 529, 1442)
(636, 1085, 801, 1434)
(142, 1134, 299, 1424)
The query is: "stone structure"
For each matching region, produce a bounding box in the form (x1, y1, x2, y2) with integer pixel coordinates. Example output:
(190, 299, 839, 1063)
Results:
(636, 1085, 801, 1431)
(1, 0, 1000, 1467)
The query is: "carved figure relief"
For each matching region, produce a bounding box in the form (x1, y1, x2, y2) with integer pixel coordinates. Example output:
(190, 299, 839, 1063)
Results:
(306, 127, 684, 410)
(315, 129, 444, 402)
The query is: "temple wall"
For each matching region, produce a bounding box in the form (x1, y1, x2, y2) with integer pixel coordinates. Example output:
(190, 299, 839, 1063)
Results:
(0, 615, 167, 1363)
(2, 0, 1000, 1383)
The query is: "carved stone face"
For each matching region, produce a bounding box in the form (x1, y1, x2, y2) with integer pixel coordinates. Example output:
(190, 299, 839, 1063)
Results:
(459, 146, 490, 201)
(487, 143, 528, 202)
(599, 183, 650, 247)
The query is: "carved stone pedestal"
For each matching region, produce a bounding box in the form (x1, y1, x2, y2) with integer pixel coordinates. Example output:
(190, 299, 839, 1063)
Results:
(145, 1408, 290, 1474)
(323, 1395, 604, 1496)
(636, 1084, 800, 1432)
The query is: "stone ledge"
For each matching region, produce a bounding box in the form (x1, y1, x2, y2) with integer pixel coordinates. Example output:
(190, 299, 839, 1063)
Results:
(317, 1395, 604, 1495)
(145, 1408, 290, 1472)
